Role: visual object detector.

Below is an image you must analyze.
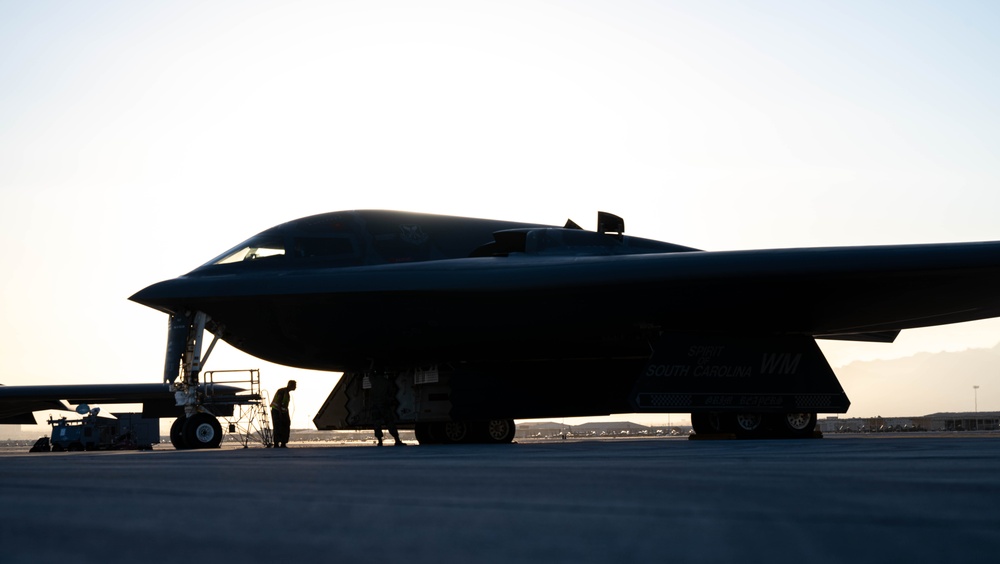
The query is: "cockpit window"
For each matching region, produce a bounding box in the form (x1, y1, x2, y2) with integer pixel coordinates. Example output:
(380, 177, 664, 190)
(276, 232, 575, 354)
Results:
(209, 237, 285, 265)
(197, 233, 361, 272)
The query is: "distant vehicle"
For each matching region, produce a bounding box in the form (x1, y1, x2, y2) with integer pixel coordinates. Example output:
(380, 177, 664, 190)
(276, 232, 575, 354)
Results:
(44, 408, 159, 452)
(0, 382, 249, 450)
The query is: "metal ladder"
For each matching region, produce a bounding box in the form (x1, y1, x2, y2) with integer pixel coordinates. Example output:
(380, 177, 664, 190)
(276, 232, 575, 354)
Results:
(204, 369, 274, 448)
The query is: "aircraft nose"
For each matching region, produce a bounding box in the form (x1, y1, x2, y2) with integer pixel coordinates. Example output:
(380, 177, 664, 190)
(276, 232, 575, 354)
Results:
(129, 278, 188, 314)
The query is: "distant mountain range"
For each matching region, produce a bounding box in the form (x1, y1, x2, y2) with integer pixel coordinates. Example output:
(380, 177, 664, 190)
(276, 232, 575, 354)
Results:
(835, 343, 1000, 418)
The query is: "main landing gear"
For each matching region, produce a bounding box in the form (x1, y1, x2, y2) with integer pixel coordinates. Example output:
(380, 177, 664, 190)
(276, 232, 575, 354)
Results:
(413, 419, 517, 445)
(691, 412, 818, 439)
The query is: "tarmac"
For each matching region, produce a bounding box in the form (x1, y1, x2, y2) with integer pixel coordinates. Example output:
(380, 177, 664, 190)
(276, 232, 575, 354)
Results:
(1, 435, 998, 564)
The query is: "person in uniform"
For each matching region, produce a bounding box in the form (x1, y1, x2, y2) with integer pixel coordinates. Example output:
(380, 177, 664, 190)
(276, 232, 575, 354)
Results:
(367, 373, 405, 446)
(270, 380, 296, 448)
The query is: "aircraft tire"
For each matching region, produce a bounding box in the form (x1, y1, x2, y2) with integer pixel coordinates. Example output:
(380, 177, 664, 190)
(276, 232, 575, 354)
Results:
(426, 422, 448, 444)
(415, 422, 442, 445)
(774, 412, 817, 438)
(170, 416, 188, 450)
(183, 413, 222, 449)
(691, 412, 733, 435)
(481, 419, 516, 444)
(443, 421, 470, 443)
(733, 413, 766, 437)
(415, 422, 448, 444)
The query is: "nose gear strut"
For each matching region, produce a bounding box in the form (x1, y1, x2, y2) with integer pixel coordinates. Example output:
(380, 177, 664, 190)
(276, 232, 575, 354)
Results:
(164, 311, 270, 449)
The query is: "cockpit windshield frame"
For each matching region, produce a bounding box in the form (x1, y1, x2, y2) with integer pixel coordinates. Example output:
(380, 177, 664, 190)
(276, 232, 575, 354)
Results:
(194, 231, 364, 273)
(199, 235, 286, 268)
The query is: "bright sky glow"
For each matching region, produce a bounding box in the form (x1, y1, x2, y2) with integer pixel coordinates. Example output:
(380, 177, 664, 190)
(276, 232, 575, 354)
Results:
(3, 0, 1000, 430)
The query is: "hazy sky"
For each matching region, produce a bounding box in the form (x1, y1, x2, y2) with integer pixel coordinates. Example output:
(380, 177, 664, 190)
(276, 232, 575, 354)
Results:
(3, 0, 1000, 429)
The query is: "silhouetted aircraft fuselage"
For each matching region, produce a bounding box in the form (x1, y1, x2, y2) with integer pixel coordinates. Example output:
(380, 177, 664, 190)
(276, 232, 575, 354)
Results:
(127, 210, 1000, 442)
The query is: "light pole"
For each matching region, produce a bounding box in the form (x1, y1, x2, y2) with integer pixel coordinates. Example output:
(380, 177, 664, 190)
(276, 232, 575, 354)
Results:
(973, 385, 979, 430)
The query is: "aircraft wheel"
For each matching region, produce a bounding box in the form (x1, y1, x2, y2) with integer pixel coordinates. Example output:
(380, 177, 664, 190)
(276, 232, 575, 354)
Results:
(691, 412, 732, 434)
(415, 422, 440, 445)
(776, 412, 817, 438)
(170, 416, 188, 450)
(425, 422, 448, 444)
(483, 419, 516, 444)
(734, 413, 765, 437)
(443, 421, 470, 443)
(183, 413, 222, 449)
(414, 423, 428, 444)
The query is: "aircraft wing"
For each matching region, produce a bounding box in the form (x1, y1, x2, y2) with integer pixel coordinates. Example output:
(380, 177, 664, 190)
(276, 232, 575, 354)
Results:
(460, 239, 1000, 337)
(634, 240, 1000, 337)
(0, 383, 246, 424)
(0, 392, 68, 424)
(576, 240, 1000, 338)
(294, 239, 1000, 337)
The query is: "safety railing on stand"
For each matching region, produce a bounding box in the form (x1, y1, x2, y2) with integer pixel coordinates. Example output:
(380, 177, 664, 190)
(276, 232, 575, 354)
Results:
(203, 369, 274, 448)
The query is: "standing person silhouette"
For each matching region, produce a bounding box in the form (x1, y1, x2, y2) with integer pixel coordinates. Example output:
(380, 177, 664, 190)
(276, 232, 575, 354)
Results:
(270, 380, 296, 448)
(367, 373, 405, 446)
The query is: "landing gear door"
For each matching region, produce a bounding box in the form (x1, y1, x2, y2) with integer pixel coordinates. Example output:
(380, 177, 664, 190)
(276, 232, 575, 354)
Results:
(629, 334, 850, 414)
(313, 372, 367, 429)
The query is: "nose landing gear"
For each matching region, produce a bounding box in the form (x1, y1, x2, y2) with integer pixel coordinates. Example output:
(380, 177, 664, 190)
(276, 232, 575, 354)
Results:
(170, 412, 224, 449)
(164, 312, 270, 449)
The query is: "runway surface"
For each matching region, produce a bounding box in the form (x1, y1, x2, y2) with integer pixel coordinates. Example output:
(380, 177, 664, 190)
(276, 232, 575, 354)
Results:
(1, 435, 998, 563)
